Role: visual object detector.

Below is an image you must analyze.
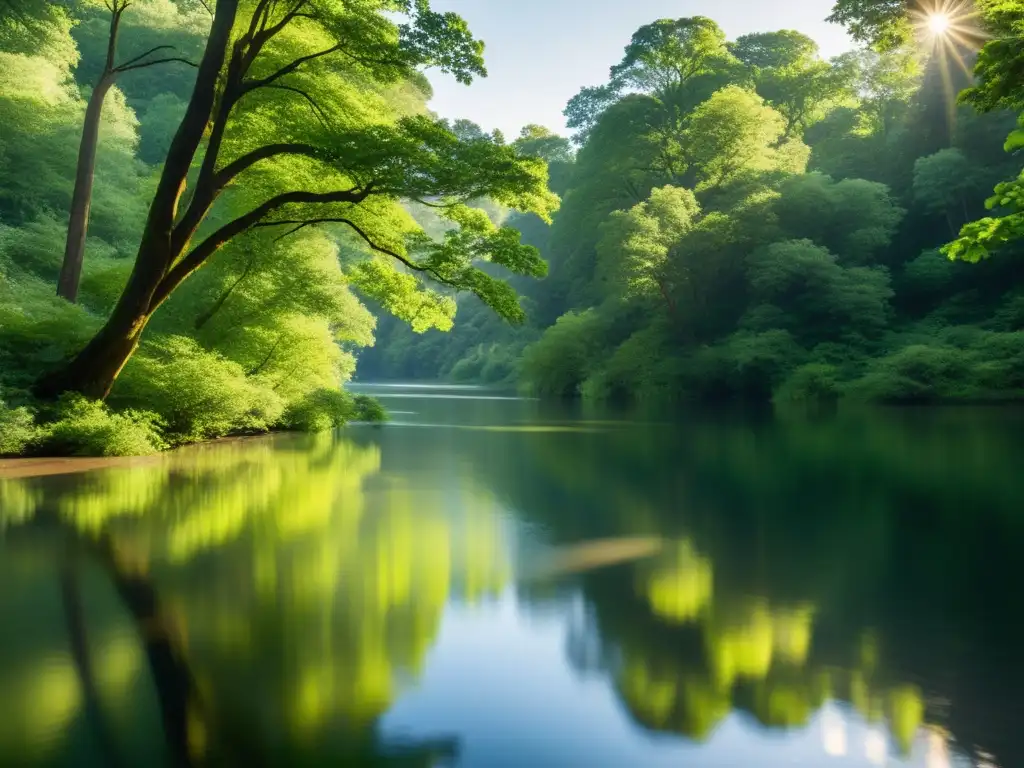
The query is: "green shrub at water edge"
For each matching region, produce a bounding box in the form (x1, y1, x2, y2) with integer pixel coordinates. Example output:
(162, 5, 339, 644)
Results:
(521, 310, 607, 397)
(284, 390, 388, 432)
(39, 395, 167, 456)
(0, 399, 39, 456)
(284, 389, 357, 432)
(848, 345, 973, 404)
(774, 364, 842, 405)
(112, 335, 286, 443)
(353, 394, 388, 423)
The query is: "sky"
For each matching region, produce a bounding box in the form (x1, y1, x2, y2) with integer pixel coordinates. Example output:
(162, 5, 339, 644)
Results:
(423, 0, 857, 140)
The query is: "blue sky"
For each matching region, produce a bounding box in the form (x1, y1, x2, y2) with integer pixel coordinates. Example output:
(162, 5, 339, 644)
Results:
(425, 0, 856, 139)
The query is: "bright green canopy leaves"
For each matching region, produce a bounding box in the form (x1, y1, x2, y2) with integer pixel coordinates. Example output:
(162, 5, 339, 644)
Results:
(598, 186, 700, 303)
(734, 31, 856, 137)
(564, 16, 738, 143)
(826, 0, 912, 50)
(610, 16, 734, 93)
(684, 86, 805, 187)
(943, 169, 1024, 262)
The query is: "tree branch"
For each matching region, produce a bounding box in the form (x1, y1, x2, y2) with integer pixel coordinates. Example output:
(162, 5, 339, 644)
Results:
(243, 0, 311, 68)
(411, 197, 457, 210)
(243, 43, 340, 92)
(213, 142, 323, 188)
(152, 185, 375, 310)
(334, 44, 407, 71)
(194, 254, 258, 330)
(254, 217, 451, 284)
(115, 44, 175, 69)
(245, 0, 275, 40)
(115, 57, 198, 73)
(263, 83, 328, 125)
(249, 336, 282, 376)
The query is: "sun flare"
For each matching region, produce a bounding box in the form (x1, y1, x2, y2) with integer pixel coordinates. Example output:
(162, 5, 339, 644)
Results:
(927, 13, 951, 35)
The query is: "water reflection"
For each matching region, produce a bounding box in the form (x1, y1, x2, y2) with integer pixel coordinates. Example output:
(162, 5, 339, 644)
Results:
(1, 391, 1023, 767)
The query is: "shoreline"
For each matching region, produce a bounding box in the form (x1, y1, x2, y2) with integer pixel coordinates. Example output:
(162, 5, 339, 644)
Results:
(0, 432, 290, 480)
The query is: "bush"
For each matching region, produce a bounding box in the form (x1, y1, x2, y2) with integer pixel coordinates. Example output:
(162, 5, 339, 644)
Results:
(353, 394, 387, 422)
(283, 388, 356, 432)
(113, 335, 285, 442)
(968, 331, 1024, 391)
(849, 344, 973, 403)
(520, 310, 607, 397)
(449, 346, 487, 382)
(0, 273, 100, 391)
(581, 326, 677, 402)
(774, 363, 841, 405)
(283, 389, 388, 431)
(39, 395, 166, 457)
(0, 399, 39, 456)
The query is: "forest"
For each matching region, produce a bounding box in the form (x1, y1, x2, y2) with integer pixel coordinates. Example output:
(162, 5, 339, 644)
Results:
(1, 0, 1023, 457)
(362, 2, 1024, 407)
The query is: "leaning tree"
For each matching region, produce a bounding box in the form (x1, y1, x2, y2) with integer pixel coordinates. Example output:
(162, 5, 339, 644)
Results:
(37, 0, 559, 399)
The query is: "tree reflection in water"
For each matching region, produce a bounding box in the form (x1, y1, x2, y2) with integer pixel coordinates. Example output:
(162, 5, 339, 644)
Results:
(0, 433, 508, 766)
(1, 407, 1023, 767)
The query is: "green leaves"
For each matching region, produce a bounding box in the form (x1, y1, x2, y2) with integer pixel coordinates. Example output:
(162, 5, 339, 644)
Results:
(826, 0, 912, 50)
(403, 202, 548, 324)
(597, 185, 700, 304)
(350, 259, 456, 332)
(611, 17, 734, 93)
(397, 0, 486, 84)
(1003, 113, 1024, 151)
(734, 32, 856, 137)
(685, 86, 791, 186)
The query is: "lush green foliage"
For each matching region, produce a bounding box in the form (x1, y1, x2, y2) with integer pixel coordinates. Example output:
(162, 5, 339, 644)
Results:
(367, 13, 1024, 408)
(0, 0, 564, 454)
(828, 0, 1024, 263)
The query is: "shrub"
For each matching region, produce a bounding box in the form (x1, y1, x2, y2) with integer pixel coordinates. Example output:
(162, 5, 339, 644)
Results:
(969, 331, 1024, 391)
(39, 395, 166, 457)
(283, 389, 387, 431)
(353, 394, 387, 422)
(0, 399, 39, 456)
(520, 310, 607, 397)
(581, 326, 677, 402)
(283, 388, 355, 432)
(113, 335, 285, 442)
(849, 344, 973, 403)
(774, 363, 841, 405)
(0, 273, 100, 391)
(449, 347, 487, 382)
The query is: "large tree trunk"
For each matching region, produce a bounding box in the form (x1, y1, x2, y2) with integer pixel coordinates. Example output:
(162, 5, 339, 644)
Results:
(58, 75, 116, 302)
(37, 272, 157, 399)
(36, 0, 241, 400)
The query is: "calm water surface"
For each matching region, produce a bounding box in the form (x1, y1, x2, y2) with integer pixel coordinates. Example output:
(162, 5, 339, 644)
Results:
(2, 384, 1023, 767)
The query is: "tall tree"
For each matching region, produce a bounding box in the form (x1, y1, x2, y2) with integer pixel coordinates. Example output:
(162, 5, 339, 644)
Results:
(564, 16, 739, 143)
(38, 0, 558, 400)
(57, 0, 200, 304)
(732, 31, 856, 137)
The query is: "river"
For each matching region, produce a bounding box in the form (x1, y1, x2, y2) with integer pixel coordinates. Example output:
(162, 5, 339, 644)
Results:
(1, 383, 1022, 767)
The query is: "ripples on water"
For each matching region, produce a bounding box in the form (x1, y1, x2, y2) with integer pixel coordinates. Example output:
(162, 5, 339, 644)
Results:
(1, 383, 1023, 767)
